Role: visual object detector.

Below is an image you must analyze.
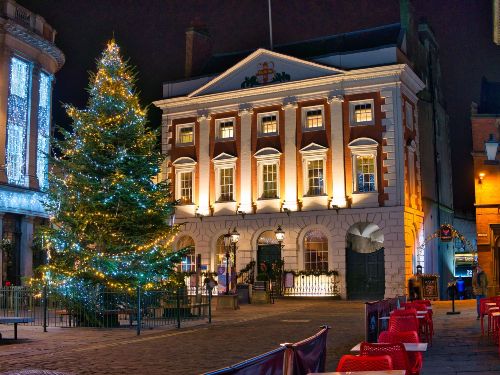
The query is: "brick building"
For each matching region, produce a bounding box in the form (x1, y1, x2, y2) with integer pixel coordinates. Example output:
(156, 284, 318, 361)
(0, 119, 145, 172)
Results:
(0, 0, 64, 285)
(472, 78, 500, 295)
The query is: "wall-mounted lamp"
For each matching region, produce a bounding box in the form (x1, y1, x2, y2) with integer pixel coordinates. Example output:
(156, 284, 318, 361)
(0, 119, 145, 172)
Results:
(478, 172, 486, 184)
(485, 133, 499, 165)
(236, 210, 246, 219)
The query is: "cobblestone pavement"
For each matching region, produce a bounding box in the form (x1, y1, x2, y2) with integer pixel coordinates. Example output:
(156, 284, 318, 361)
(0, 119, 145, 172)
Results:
(0, 299, 499, 374)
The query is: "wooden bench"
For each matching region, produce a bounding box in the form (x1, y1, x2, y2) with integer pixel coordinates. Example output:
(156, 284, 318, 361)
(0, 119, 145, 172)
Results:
(0, 317, 34, 339)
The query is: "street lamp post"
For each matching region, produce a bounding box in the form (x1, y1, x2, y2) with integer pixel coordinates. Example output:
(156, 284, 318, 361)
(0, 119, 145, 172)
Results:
(275, 225, 285, 249)
(231, 227, 240, 280)
(223, 231, 232, 295)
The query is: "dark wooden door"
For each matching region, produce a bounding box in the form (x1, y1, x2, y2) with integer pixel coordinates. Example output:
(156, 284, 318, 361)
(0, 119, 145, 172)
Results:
(347, 247, 385, 300)
(257, 244, 281, 268)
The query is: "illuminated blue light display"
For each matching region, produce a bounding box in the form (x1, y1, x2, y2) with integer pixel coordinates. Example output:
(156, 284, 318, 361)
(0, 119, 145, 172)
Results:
(6, 57, 31, 186)
(37, 72, 52, 190)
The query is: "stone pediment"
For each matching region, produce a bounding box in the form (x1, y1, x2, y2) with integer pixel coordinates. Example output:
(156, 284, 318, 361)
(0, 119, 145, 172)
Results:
(189, 48, 343, 97)
(299, 143, 328, 153)
(254, 147, 282, 158)
(172, 156, 197, 166)
(212, 152, 237, 162)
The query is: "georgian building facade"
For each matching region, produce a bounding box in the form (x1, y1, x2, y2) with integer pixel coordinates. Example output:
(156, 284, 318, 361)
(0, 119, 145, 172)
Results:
(0, 0, 64, 285)
(155, 48, 425, 299)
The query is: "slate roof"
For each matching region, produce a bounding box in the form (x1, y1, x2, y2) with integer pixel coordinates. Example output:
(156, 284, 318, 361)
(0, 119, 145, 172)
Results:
(200, 23, 403, 75)
(479, 77, 500, 115)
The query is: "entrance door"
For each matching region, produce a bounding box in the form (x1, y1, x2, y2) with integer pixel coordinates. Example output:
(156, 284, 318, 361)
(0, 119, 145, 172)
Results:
(347, 247, 385, 300)
(257, 244, 281, 268)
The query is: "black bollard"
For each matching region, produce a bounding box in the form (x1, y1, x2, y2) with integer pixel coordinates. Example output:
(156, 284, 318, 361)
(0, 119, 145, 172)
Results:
(447, 283, 460, 315)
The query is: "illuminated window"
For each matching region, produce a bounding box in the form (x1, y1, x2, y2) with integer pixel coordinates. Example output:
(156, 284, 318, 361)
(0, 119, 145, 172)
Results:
(355, 155, 376, 192)
(307, 160, 324, 195)
(216, 235, 232, 266)
(350, 100, 374, 125)
(304, 230, 328, 271)
(219, 168, 234, 201)
(259, 113, 278, 135)
(262, 164, 278, 198)
(177, 236, 195, 272)
(179, 172, 193, 204)
(176, 124, 194, 145)
(304, 108, 323, 129)
(6, 57, 31, 186)
(37, 72, 52, 190)
(217, 119, 234, 140)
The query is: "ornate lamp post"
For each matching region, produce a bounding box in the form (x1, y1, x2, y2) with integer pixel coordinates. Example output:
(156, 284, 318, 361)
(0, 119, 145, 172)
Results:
(484, 133, 499, 164)
(230, 227, 240, 276)
(275, 225, 285, 249)
(223, 231, 232, 295)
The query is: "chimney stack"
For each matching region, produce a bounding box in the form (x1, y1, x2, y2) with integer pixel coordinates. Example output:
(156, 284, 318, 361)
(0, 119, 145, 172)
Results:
(185, 18, 212, 78)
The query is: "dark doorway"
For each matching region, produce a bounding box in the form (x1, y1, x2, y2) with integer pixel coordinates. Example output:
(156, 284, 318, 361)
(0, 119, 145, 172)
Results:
(257, 244, 281, 267)
(2, 215, 22, 285)
(346, 247, 385, 300)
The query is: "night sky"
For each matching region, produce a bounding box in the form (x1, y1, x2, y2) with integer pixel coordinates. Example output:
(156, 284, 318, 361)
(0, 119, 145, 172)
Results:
(16, 0, 500, 212)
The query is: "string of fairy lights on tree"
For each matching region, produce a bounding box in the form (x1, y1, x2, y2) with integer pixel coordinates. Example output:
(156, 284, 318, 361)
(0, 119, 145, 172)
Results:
(34, 39, 188, 294)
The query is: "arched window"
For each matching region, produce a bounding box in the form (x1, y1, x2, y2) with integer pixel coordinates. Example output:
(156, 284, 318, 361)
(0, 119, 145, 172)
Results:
(257, 231, 279, 246)
(215, 235, 227, 266)
(177, 236, 195, 272)
(304, 230, 328, 271)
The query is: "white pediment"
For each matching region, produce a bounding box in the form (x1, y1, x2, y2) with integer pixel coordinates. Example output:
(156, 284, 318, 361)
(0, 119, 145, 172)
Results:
(212, 153, 237, 162)
(299, 143, 328, 153)
(189, 49, 343, 97)
(254, 147, 282, 158)
(348, 137, 378, 149)
(172, 156, 197, 166)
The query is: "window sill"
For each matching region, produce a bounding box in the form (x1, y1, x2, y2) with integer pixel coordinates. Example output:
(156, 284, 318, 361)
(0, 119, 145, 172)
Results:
(215, 200, 236, 204)
(258, 133, 278, 137)
(215, 138, 234, 142)
(302, 127, 325, 132)
(350, 121, 374, 127)
(303, 194, 328, 198)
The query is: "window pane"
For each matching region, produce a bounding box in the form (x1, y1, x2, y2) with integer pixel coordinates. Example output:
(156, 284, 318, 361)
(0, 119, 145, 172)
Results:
(307, 159, 324, 195)
(306, 109, 323, 128)
(219, 168, 233, 201)
(354, 103, 373, 123)
(356, 155, 376, 192)
(219, 121, 234, 139)
(179, 126, 193, 143)
(304, 230, 328, 271)
(179, 171, 192, 204)
(262, 163, 278, 198)
(261, 115, 277, 134)
(177, 236, 195, 272)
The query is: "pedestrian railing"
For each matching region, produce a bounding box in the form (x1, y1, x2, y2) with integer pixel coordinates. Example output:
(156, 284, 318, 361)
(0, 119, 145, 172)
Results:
(0, 285, 213, 334)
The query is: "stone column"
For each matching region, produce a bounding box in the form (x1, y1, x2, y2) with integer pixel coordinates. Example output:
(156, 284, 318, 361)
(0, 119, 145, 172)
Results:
(28, 64, 41, 189)
(282, 101, 298, 211)
(329, 95, 347, 207)
(0, 48, 11, 183)
(238, 107, 253, 213)
(19, 216, 34, 284)
(197, 113, 211, 216)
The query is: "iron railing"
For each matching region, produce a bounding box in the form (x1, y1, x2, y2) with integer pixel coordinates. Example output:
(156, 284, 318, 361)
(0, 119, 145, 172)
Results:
(0, 285, 212, 334)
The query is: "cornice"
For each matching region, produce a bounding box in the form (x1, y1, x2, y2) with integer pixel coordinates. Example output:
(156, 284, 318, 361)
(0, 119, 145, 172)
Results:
(3, 19, 65, 71)
(154, 64, 424, 115)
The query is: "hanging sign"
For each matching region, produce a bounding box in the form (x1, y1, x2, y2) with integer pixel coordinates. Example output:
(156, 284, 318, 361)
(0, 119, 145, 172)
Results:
(440, 224, 453, 242)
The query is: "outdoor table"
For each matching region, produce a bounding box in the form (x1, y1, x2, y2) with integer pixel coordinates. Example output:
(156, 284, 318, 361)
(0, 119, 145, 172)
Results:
(485, 303, 496, 306)
(0, 317, 34, 340)
(310, 371, 405, 375)
(381, 315, 425, 320)
(351, 342, 428, 352)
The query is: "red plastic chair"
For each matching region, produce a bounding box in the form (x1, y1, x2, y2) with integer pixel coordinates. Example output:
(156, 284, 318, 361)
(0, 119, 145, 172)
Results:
(392, 308, 418, 317)
(336, 354, 393, 372)
(480, 297, 494, 335)
(378, 331, 423, 375)
(360, 342, 411, 375)
(389, 315, 419, 332)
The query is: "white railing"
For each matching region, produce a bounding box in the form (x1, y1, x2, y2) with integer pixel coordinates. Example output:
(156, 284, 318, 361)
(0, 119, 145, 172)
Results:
(283, 273, 339, 297)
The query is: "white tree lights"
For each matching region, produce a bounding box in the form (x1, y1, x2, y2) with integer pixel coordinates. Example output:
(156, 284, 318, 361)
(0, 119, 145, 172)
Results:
(6, 57, 30, 186)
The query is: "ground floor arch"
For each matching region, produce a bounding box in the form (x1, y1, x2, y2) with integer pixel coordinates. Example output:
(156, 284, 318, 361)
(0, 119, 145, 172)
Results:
(346, 222, 385, 300)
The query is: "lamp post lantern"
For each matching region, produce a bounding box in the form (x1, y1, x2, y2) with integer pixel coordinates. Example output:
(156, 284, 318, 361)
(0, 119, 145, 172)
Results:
(230, 227, 240, 278)
(485, 133, 499, 164)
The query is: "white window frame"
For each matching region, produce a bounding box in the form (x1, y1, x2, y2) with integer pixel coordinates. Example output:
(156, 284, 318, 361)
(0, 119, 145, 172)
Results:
(349, 99, 375, 126)
(213, 153, 237, 202)
(216, 117, 235, 141)
(405, 102, 414, 130)
(348, 138, 378, 194)
(299, 143, 328, 197)
(257, 111, 279, 136)
(302, 105, 325, 131)
(176, 123, 195, 146)
(254, 148, 281, 200)
(173, 157, 197, 205)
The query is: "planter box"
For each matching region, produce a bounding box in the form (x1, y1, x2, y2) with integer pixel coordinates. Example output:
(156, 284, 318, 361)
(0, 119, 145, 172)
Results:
(216, 294, 239, 310)
(251, 290, 269, 304)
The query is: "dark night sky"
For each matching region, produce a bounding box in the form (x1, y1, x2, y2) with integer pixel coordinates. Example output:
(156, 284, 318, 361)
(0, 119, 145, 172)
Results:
(16, 0, 500, 212)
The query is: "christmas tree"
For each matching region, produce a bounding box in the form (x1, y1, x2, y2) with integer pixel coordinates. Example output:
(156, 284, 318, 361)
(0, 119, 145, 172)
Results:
(37, 40, 185, 294)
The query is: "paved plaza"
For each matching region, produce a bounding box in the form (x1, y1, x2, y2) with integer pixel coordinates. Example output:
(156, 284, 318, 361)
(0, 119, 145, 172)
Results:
(0, 299, 499, 374)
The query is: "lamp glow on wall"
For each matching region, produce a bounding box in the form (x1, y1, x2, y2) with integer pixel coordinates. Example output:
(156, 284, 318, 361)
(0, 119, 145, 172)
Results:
(478, 172, 486, 184)
(485, 133, 499, 165)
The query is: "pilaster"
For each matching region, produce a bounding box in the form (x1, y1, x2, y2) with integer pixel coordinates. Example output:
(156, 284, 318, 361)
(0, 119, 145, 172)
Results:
(197, 112, 211, 216)
(282, 100, 298, 211)
(238, 106, 253, 213)
(328, 94, 347, 207)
